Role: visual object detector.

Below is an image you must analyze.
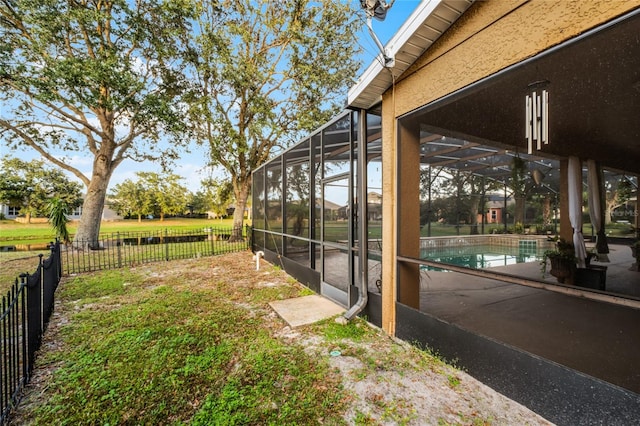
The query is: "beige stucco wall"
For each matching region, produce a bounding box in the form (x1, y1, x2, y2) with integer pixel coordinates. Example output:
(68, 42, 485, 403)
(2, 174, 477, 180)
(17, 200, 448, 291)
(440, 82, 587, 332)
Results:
(379, 0, 640, 335)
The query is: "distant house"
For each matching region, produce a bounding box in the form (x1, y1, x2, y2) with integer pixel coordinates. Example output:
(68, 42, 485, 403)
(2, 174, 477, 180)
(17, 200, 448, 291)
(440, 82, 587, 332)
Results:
(476, 193, 512, 225)
(367, 192, 382, 221)
(0, 204, 20, 219)
(101, 201, 123, 221)
(0, 201, 122, 221)
(319, 199, 343, 221)
(207, 203, 251, 220)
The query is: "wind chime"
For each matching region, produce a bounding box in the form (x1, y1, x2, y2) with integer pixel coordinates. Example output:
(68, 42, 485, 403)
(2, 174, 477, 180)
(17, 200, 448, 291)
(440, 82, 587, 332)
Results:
(525, 81, 549, 154)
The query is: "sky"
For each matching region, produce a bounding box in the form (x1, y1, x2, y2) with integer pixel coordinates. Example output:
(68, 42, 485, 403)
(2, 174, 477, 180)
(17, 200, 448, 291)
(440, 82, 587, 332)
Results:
(0, 1, 421, 194)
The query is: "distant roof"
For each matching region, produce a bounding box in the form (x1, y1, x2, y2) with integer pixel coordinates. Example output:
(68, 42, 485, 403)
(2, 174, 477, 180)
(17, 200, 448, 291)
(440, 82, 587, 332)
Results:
(318, 199, 342, 211)
(348, 0, 474, 110)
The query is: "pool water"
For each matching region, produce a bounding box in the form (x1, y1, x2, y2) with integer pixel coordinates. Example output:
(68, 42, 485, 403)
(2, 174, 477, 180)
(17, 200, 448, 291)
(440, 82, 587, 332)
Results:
(420, 244, 544, 271)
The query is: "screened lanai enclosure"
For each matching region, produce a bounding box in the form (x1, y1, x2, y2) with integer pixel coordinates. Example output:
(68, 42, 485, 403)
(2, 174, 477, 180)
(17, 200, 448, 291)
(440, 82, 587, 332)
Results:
(395, 128, 639, 301)
(252, 110, 384, 307)
(252, 108, 639, 307)
(251, 107, 640, 421)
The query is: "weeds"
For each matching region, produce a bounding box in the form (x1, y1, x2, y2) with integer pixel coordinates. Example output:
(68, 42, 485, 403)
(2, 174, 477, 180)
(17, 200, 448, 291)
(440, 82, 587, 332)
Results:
(447, 374, 461, 389)
(321, 318, 367, 342)
(24, 260, 347, 425)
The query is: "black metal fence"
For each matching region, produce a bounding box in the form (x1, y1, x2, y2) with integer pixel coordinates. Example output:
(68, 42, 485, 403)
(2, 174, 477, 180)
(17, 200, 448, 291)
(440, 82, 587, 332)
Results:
(0, 225, 249, 424)
(61, 225, 250, 275)
(1, 242, 61, 425)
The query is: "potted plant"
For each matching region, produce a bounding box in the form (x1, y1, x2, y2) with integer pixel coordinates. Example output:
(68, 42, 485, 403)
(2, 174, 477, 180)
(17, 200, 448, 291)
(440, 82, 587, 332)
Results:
(630, 240, 640, 272)
(541, 239, 576, 284)
(631, 240, 640, 258)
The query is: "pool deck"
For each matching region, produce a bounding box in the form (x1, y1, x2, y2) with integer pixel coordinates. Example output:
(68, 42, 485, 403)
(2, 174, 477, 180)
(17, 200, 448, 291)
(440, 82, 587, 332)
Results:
(418, 244, 640, 394)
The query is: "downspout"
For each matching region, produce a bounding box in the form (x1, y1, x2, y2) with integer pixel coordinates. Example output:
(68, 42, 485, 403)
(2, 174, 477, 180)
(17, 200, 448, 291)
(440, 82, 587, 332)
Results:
(341, 109, 369, 321)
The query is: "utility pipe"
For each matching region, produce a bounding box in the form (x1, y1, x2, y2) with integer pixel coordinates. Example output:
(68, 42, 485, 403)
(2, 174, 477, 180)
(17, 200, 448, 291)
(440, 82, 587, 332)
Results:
(254, 251, 264, 270)
(342, 109, 369, 322)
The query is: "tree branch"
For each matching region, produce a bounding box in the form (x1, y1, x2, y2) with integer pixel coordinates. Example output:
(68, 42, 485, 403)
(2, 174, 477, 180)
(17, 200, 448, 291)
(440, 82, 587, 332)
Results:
(10, 82, 103, 137)
(0, 118, 90, 187)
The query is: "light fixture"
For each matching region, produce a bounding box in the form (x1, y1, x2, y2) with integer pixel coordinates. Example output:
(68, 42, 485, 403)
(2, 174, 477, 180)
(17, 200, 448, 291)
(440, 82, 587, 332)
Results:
(525, 80, 550, 154)
(531, 169, 545, 186)
(360, 0, 394, 20)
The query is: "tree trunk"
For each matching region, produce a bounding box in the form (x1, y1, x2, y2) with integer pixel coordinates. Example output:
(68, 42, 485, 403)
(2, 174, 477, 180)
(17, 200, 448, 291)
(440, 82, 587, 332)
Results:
(230, 180, 250, 242)
(604, 188, 623, 226)
(514, 196, 526, 225)
(605, 199, 616, 225)
(469, 195, 480, 235)
(542, 195, 552, 227)
(138, 214, 142, 223)
(73, 157, 113, 249)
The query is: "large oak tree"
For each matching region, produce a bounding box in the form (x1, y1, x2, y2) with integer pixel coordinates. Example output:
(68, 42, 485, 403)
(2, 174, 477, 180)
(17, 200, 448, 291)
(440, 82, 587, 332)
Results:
(0, 0, 194, 247)
(184, 0, 362, 240)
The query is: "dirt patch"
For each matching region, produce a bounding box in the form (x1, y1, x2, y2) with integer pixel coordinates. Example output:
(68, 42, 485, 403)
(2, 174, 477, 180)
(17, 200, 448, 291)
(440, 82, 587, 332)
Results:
(276, 320, 552, 425)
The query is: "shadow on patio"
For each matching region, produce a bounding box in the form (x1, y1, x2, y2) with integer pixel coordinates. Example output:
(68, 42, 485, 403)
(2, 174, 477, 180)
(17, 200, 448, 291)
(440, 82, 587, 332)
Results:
(414, 243, 640, 394)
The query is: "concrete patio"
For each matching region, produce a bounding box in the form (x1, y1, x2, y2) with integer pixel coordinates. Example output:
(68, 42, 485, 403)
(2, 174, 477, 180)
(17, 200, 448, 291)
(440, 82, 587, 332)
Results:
(417, 244, 640, 394)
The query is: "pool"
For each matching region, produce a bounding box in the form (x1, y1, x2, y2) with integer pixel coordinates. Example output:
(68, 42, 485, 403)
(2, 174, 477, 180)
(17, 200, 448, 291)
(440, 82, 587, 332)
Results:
(420, 244, 544, 271)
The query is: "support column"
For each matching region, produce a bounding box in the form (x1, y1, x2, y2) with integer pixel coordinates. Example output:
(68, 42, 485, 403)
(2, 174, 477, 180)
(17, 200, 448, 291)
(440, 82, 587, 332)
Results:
(636, 175, 640, 240)
(397, 118, 421, 309)
(481, 176, 486, 235)
(381, 102, 397, 335)
(559, 159, 572, 242)
(427, 167, 432, 237)
(504, 183, 508, 232)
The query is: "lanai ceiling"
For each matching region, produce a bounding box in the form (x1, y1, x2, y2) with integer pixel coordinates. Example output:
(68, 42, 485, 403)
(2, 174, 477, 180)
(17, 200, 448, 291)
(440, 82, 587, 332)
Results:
(413, 133, 561, 194)
(404, 10, 640, 176)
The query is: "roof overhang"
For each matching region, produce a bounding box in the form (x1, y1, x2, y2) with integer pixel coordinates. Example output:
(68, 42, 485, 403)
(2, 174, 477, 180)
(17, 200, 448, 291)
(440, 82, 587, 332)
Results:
(348, 0, 475, 110)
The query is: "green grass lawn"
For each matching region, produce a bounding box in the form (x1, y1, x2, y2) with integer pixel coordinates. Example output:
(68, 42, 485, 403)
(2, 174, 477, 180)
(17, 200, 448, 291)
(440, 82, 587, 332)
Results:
(0, 217, 250, 289)
(0, 217, 245, 245)
(15, 257, 347, 424)
(0, 251, 51, 288)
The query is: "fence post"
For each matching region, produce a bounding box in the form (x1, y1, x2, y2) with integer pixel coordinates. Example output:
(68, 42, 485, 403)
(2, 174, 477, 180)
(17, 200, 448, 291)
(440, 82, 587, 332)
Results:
(38, 254, 44, 333)
(246, 224, 252, 250)
(117, 232, 122, 268)
(52, 240, 61, 280)
(20, 277, 27, 381)
(165, 229, 169, 261)
(25, 271, 39, 379)
(51, 241, 60, 285)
